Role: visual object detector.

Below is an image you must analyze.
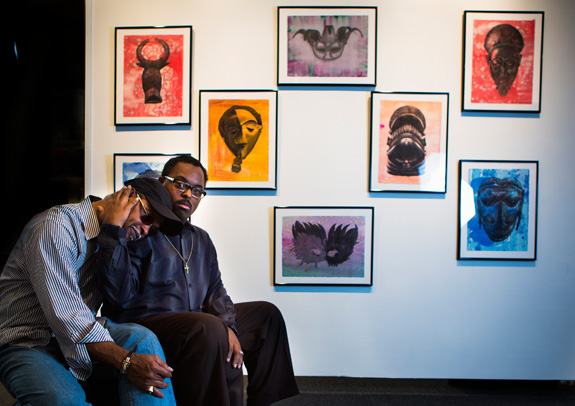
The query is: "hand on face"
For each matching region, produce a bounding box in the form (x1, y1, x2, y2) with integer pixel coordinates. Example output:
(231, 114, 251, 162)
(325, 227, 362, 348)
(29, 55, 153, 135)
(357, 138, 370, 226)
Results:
(100, 186, 158, 241)
(100, 186, 139, 228)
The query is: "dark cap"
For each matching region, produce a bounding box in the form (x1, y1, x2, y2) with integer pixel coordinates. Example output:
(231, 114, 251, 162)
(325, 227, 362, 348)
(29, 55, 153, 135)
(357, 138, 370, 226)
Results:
(124, 178, 183, 236)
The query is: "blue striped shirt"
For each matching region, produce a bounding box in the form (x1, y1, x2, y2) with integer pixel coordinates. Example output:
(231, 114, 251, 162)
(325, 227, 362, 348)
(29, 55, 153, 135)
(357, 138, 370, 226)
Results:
(0, 197, 113, 380)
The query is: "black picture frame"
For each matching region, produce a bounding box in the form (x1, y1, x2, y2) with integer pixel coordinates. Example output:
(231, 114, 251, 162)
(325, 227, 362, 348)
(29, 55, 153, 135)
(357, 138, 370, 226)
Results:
(369, 91, 449, 193)
(457, 160, 538, 260)
(462, 11, 544, 113)
(114, 26, 192, 125)
(277, 6, 377, 86)
(199, 90, 278, 190)
(273, 206, 374, 286)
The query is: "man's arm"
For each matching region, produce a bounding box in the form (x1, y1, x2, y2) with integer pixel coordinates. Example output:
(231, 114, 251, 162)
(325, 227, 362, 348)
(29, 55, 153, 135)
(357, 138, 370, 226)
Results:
(200, 230, 237, 330)
(26, 217, 113, 380)
(198, 230, 243, 368)
(96, 223, 144, 305)
(96, 186, 145, 305)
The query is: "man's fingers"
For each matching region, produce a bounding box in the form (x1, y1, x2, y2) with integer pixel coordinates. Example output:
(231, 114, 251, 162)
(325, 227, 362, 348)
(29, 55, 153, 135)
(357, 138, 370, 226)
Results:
(149, 386, 164, 399)
(125, 187, 139, 207)
(153, 367, 173, 379)
(118, 186, 137, 203)
(127, 353, 173, 393)
(152, 356, 174, 378)
(152, 380, 170, 390)
(116, 185, 131, 198)
(233, 351, 244, 369)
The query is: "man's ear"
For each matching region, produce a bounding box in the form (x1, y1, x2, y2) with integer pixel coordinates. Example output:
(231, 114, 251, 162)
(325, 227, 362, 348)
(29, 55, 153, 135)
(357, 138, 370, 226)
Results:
(159, 176, 166, 185)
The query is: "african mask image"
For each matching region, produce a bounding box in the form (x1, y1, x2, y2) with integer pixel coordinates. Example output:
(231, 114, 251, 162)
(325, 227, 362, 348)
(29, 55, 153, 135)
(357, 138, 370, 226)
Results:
(386, 106, 427, 176)
(120, 29, 187, 121)
(476, 177, 525, 242)
(287, 14, 369, 78)
(136, 38, 171, 104)
(484, 24, 524, 97)
(218, 106, 263, 173)
(293, 25, 363, 61)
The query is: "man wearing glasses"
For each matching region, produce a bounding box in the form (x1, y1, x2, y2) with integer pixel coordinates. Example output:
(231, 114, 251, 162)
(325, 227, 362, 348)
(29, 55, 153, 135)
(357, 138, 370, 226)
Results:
(0, 178, 182, 405)
(97, 155, 299, 406)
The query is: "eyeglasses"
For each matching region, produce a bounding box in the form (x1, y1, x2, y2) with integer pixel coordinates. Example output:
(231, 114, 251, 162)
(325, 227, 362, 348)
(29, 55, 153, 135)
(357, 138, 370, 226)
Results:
(136, 194, 155, 225)
(163, 176, 207, 200)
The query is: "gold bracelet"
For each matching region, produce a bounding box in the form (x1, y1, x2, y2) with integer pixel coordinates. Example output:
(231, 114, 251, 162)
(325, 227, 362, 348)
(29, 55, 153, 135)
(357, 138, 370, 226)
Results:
(121, 350, 134, 374)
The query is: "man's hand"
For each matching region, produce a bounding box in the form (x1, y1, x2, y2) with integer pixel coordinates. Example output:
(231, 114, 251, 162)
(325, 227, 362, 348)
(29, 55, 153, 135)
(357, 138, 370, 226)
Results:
(127, 353, 174, 398)
(86, 341, 173, 398)
(226, 327, 243, 369)
(100, 186, 139, 227)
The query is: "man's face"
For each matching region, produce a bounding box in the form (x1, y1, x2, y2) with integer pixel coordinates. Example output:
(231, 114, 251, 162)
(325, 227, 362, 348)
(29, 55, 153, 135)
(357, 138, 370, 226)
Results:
(486, 47, 522, 97)
(221, 108, 262, 159)
(123, 196, 162, 241)
(161, 162, 206, 222)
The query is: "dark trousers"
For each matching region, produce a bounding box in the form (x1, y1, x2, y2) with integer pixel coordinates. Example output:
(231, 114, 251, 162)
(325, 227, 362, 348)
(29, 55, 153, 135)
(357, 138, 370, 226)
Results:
(236, 302, 299, 406)
(138, 301, 299, 406)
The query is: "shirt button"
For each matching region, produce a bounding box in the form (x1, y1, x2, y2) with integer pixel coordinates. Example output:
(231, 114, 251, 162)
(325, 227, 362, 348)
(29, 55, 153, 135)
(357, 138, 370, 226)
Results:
(188, 283, 192, 287)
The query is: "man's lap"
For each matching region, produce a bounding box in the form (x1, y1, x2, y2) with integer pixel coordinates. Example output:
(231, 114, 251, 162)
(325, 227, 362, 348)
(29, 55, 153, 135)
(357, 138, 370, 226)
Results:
(0, 321, 170, 406)
(0, 340, 91, 406)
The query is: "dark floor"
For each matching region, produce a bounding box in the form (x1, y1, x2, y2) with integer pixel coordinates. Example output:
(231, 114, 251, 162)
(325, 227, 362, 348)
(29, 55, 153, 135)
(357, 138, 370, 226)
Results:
(268, 377, 575, 406)
(3, 377, 575, 405)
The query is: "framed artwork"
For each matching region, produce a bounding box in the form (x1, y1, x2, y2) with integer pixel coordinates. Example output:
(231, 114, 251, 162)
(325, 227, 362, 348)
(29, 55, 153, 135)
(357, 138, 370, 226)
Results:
(369, 92, 449, 193)
(199, 90, 278, 190)
(277, 6, 377, 86)
(113, 153, 189, 190)
(462, 11, 544, 113)
(115, 26, 192, 125)
(458, 160, 538, 260)
(273, 206, 374, 286)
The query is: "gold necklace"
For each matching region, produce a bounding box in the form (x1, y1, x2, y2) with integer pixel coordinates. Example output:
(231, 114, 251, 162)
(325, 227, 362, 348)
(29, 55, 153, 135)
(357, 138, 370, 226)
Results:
(164, 233, 193, 273)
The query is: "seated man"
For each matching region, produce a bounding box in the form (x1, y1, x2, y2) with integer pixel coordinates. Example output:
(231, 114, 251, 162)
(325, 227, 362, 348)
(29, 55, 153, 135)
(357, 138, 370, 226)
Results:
(0, 178, 182, 406)
(98, 155, 300, 406)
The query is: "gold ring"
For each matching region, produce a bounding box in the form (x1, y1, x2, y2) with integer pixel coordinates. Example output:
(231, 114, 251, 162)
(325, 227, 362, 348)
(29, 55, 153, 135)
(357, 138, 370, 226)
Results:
(147, 385, 154, 395)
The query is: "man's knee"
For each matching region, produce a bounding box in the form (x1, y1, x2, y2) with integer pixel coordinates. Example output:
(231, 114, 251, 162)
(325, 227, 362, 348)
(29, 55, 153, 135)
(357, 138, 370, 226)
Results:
(187, 313, 229, 352)
(258, 301, 282, 318)
(126, 323, 164, 354)
(106, 320, 164, 355)
(238, 301, 286, 328)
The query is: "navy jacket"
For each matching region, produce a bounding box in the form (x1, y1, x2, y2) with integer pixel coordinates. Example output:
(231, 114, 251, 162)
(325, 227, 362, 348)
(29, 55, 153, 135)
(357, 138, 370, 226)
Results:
(97, 222, 236, 330)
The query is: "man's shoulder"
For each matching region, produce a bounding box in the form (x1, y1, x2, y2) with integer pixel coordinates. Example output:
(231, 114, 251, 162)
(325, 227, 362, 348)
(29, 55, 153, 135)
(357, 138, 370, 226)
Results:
(45, 198, 99, 238)
(24, 201, 82, 234)
(45, 198, 94, 221)
(188, 224, 214, 243)
(189, 223, 207, 235)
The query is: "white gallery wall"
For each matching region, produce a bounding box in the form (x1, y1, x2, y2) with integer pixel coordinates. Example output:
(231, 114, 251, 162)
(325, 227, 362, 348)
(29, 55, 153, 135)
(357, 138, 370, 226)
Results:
(87, 0, 575, 379)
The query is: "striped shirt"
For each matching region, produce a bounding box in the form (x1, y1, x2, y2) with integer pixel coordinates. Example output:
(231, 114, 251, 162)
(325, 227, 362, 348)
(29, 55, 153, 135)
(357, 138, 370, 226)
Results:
(0, 197, 113, 380)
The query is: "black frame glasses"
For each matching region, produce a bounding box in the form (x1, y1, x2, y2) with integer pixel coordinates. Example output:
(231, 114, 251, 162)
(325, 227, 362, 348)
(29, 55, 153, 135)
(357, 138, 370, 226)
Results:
(163, 176, 207, 199)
